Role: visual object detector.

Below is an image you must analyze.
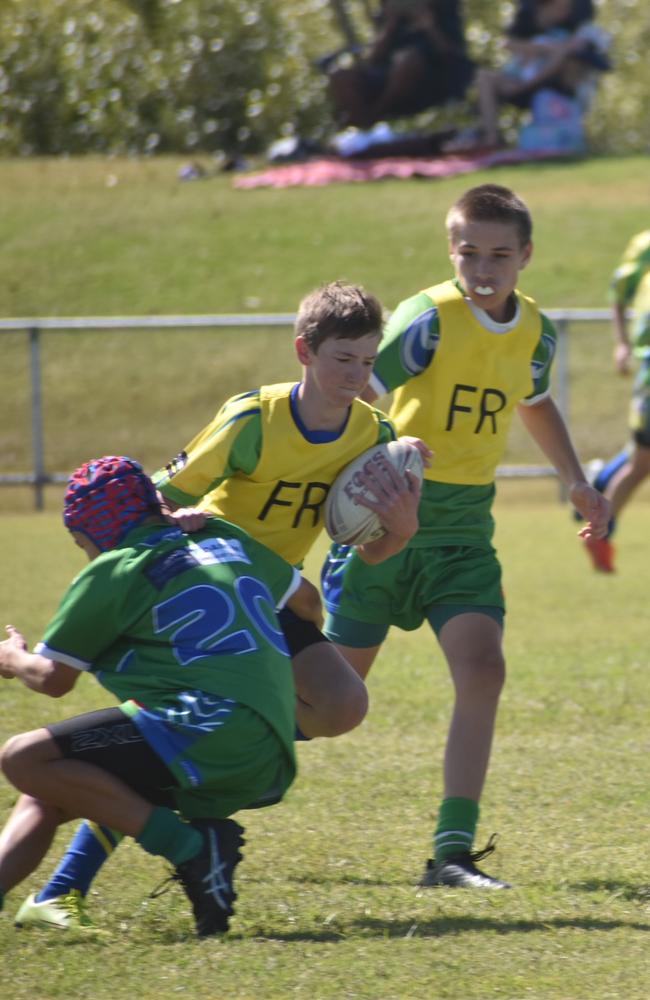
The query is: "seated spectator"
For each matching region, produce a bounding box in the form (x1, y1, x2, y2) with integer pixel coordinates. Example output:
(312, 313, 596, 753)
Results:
(449, 0, 610, 151)
(505, 0, 594, 44)
(327, 0, 475, 129)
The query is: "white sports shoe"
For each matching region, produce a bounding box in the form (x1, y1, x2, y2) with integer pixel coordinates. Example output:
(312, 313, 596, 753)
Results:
(585, 458, 606, 485)
(14, 889, 95, 930)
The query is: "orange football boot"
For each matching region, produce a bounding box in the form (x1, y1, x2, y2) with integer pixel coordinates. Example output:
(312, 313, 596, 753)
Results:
(583, 535, 615, 573)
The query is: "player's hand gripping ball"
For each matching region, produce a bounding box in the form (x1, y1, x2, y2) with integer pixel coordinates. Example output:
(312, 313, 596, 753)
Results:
(324, 439, 424, 545)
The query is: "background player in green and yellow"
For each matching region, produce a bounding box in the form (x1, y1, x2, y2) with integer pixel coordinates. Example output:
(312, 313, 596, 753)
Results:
(578, 229, 650, 573)
(322, 183, 611, 890)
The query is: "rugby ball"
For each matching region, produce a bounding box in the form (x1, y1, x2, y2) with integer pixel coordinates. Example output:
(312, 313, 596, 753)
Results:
(324, 439, 424, 545)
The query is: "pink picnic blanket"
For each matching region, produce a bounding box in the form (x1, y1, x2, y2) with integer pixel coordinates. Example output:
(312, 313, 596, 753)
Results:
(233, 149, 570, 190)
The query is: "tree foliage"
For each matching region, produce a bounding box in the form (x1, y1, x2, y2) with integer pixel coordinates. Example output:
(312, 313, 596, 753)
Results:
(0, 0, 646, 156)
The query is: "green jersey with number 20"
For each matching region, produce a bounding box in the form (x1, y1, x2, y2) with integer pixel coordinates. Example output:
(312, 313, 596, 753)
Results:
(35, 520, 300, 767)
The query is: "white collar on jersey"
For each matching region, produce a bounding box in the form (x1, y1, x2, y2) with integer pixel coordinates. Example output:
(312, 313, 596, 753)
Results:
(464, 295, 521, 334)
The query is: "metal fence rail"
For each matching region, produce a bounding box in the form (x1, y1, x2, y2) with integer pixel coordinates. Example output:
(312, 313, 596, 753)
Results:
(0, 309, 612, 509)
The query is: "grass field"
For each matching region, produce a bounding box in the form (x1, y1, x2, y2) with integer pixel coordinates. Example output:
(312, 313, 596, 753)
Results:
(1, 156, 650, 997)
(1, 154, 650, 489)
(2, 155, 648, 317)
(1, 484, 649, 999)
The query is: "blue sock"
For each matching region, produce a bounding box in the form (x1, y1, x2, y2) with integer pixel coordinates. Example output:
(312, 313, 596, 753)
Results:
(593, 448, 629, 492)
(295, 725, 312, 742)
(36, 821, 123, 902)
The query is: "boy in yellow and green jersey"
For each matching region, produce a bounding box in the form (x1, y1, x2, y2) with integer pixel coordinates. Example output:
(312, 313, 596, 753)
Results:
(322, 184, 610, 889)
(152, 281, 424, 742)
(578, 229, 650, 573)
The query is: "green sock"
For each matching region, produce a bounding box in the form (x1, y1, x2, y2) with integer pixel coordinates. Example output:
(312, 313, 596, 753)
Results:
(136, 807, 203, 866)
(434, 797, 479, 861)
(0, 887, 4, 911)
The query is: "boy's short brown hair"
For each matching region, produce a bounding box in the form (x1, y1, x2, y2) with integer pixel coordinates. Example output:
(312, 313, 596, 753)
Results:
(295, 281, 383, 352)
(446, 184, 533, 248)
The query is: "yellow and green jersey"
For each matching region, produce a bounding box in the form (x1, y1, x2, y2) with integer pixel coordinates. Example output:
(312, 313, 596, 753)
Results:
(608, 229, 650, 358)
(154, 382, 396, 566)
(368, 279, 557, 545)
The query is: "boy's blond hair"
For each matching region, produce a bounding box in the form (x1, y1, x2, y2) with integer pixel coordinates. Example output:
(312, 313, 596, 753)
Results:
(295, 281, 383, 352)
(446, 184, 533, 248)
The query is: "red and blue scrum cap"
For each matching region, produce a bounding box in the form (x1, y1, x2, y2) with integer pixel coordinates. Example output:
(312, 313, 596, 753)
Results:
(63, 456, 161, 551)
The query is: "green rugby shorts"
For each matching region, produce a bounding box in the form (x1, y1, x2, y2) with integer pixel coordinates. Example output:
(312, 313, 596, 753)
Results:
(324, 543, 504, 646)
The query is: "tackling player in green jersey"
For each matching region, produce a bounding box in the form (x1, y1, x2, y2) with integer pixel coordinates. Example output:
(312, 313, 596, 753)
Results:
(0, 456, 322, 936)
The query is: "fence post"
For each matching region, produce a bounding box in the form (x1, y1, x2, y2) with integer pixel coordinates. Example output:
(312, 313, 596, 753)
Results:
(29, 326, 45, 511)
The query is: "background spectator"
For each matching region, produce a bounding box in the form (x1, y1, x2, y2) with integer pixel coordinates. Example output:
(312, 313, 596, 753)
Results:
(327, 0, 475, 129)
(451, 0, 610, 150)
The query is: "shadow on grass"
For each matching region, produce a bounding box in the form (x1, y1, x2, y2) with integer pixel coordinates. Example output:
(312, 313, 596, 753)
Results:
(285, 874, 650, 900)
(352, 913, 650, 938)
(98, 906, 650, 946)
(145, 927, 347, 944)
(282, 874, 400, 888)
(569, 879, 650, 902)
(13, 912, 650, 947)
(253, 913, 650, 943)
(10, 930, 113, 950)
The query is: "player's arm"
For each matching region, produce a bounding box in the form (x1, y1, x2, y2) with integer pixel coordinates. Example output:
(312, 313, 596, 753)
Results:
(157, 492, 209, 532)
(516, 397, 610, 539)
(363, 293, 440, 406)
(609, 263, 636, 376)
(155, 401, 262, 531)
(0, 625, 79, 698)
(12, 554, 128, 696)
(611, 300, 631, 375)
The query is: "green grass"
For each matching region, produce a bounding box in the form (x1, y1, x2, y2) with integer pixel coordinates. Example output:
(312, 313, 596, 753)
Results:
(2, 154, 649, 491)
(1, 156, 650, 996)
(1, 484, 649, 999)
(1, 155, 648, 316)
